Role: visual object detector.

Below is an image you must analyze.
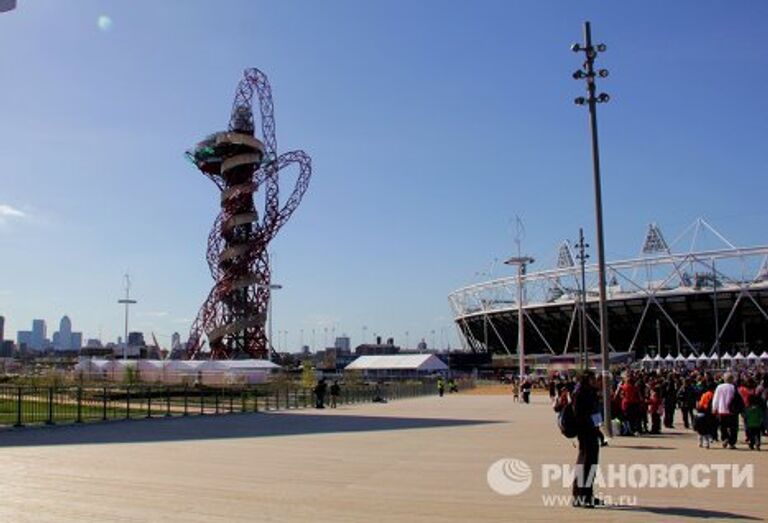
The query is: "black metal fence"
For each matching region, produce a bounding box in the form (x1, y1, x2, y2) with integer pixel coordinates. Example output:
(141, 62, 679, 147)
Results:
(0, 380, 457, 428)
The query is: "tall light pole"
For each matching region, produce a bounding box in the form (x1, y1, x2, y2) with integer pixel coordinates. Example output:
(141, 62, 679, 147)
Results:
(575, 228, 590, 370)
(504, 256, 534, 378)
(117, 274, 137, 360)
(572, 21, 612, 435)
(259, 283, 282, 362)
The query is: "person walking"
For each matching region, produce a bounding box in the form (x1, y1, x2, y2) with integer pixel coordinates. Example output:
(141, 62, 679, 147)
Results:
(615, 374, 641, 435)
(571, 371, 603, 508)
(521, 378, 532, 404)
(662, 377, 677, 429)
(648, 387, 664, 435)
(745, 394, 765, 450)
(314, 378, 327, 409)
(712, 373, 741, 449)
(677, 378, 697, 430)
(329, 380, 341, 408)
(549, 378, 557, 402)
(437, 377, 445, 397)
(695, 383, 716, 449)
(448, 378, 458, 393)
(511, 379, 520, 402)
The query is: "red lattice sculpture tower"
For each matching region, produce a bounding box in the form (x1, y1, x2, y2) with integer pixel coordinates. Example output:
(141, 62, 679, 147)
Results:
(186, 68, 311, 359)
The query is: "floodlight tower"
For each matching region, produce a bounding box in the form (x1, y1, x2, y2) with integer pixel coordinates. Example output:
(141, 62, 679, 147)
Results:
(571, 21, 612, 435)
(186, 68, 312, 359)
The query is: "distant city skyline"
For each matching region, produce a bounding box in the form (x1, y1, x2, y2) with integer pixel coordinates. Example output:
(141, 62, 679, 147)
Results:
(15, 315, 82, 351)
(0, 2, 766, 352)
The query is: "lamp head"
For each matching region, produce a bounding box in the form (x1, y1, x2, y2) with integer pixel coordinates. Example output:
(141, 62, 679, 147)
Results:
(572, 70, 586, 80)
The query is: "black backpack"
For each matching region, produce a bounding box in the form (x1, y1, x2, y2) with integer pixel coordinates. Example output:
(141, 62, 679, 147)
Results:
(557, 402, 578, 438)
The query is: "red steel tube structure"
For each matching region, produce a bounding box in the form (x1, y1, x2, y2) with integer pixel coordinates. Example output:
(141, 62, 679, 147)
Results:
(186, 68, 311, 359)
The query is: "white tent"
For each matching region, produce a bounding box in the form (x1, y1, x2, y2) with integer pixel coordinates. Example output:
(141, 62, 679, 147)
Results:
(74, 358, 279, 384)
(721, 353, 733, 361)
(675, 354, 686, 362)
(653, 354, 663, 362)
(664, 354, 675, 365)
(698, 354, 709, 362)
(747, 352, 759, 361)
(641, 355, 652, 363)
(733, 352, 745, 361)
(760, 351, 768, 360)
(346, 354, 448, 378)
(709, 353, 720, 361)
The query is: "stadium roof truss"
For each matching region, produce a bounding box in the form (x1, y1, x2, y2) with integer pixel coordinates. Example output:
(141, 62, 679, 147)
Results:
(449, 219, 768, 356)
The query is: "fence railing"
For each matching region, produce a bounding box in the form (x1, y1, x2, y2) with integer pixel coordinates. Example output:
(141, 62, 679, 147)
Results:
(0, 380, 465, 428)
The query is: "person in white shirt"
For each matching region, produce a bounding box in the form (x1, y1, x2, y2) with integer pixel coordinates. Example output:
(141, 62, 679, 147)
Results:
(712, 373, 739, 449)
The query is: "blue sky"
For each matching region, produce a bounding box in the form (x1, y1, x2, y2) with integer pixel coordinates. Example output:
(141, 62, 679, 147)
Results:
(0, 1, 766, 350)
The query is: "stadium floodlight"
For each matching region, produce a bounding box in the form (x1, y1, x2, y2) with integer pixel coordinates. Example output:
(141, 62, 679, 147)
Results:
(571, 43, 581, 52)
(596, 43, 607, 52)
(0, 0, 16, 12)
(597, 93, 610, 103)
(598, 69, 609, 78)
(574, 97, 587, 105)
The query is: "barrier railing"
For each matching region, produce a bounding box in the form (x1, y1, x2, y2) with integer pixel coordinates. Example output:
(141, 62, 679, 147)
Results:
(0, 379, 471, 429)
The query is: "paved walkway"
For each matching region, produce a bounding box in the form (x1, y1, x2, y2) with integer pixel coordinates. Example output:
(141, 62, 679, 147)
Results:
(0, 393, 765, 522)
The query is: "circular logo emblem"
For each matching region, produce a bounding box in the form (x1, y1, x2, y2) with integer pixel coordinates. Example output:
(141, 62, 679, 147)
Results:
(486, 458, 533, 496)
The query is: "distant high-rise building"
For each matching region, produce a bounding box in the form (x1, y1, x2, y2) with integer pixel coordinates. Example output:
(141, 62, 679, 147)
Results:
(0, 315, 5, 343)
(85, 338, 103, 348)
(31, 319, 46, 351)
(17, 330, 32, 348)
(127, 331, 145, 347)
(334, 336, 351, 352)
(171, 332, 182, 351)
(0, 340, 13, 358)
(51, 315, 82, 351)
(55, 315, 72, 351)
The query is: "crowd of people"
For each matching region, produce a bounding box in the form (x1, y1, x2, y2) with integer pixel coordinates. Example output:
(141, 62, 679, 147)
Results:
(551, 366, 768, 450)
(550, 365, 768, 508)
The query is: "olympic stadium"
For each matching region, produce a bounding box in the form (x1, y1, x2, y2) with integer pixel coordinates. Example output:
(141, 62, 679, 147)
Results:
(449, 219, 768, 361)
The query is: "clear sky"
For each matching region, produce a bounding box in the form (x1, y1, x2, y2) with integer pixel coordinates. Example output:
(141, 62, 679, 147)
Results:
(0, 1, 766, 351)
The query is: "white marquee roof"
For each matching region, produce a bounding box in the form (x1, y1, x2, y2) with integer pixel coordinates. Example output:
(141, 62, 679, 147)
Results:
(76, 359, 280, 372)
(345, 354, 448, 371)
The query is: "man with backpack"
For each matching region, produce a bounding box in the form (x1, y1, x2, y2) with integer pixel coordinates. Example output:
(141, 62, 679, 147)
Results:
(712, 373, 742, 449)
(556, 371, 602, 508)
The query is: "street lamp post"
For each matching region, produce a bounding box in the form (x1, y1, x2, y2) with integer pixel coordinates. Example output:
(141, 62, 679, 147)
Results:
(572, 21, 612, 435)
(575, 228, 590, 370)
(504, 256, 534, 378)
(259, 283, 283, 362)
